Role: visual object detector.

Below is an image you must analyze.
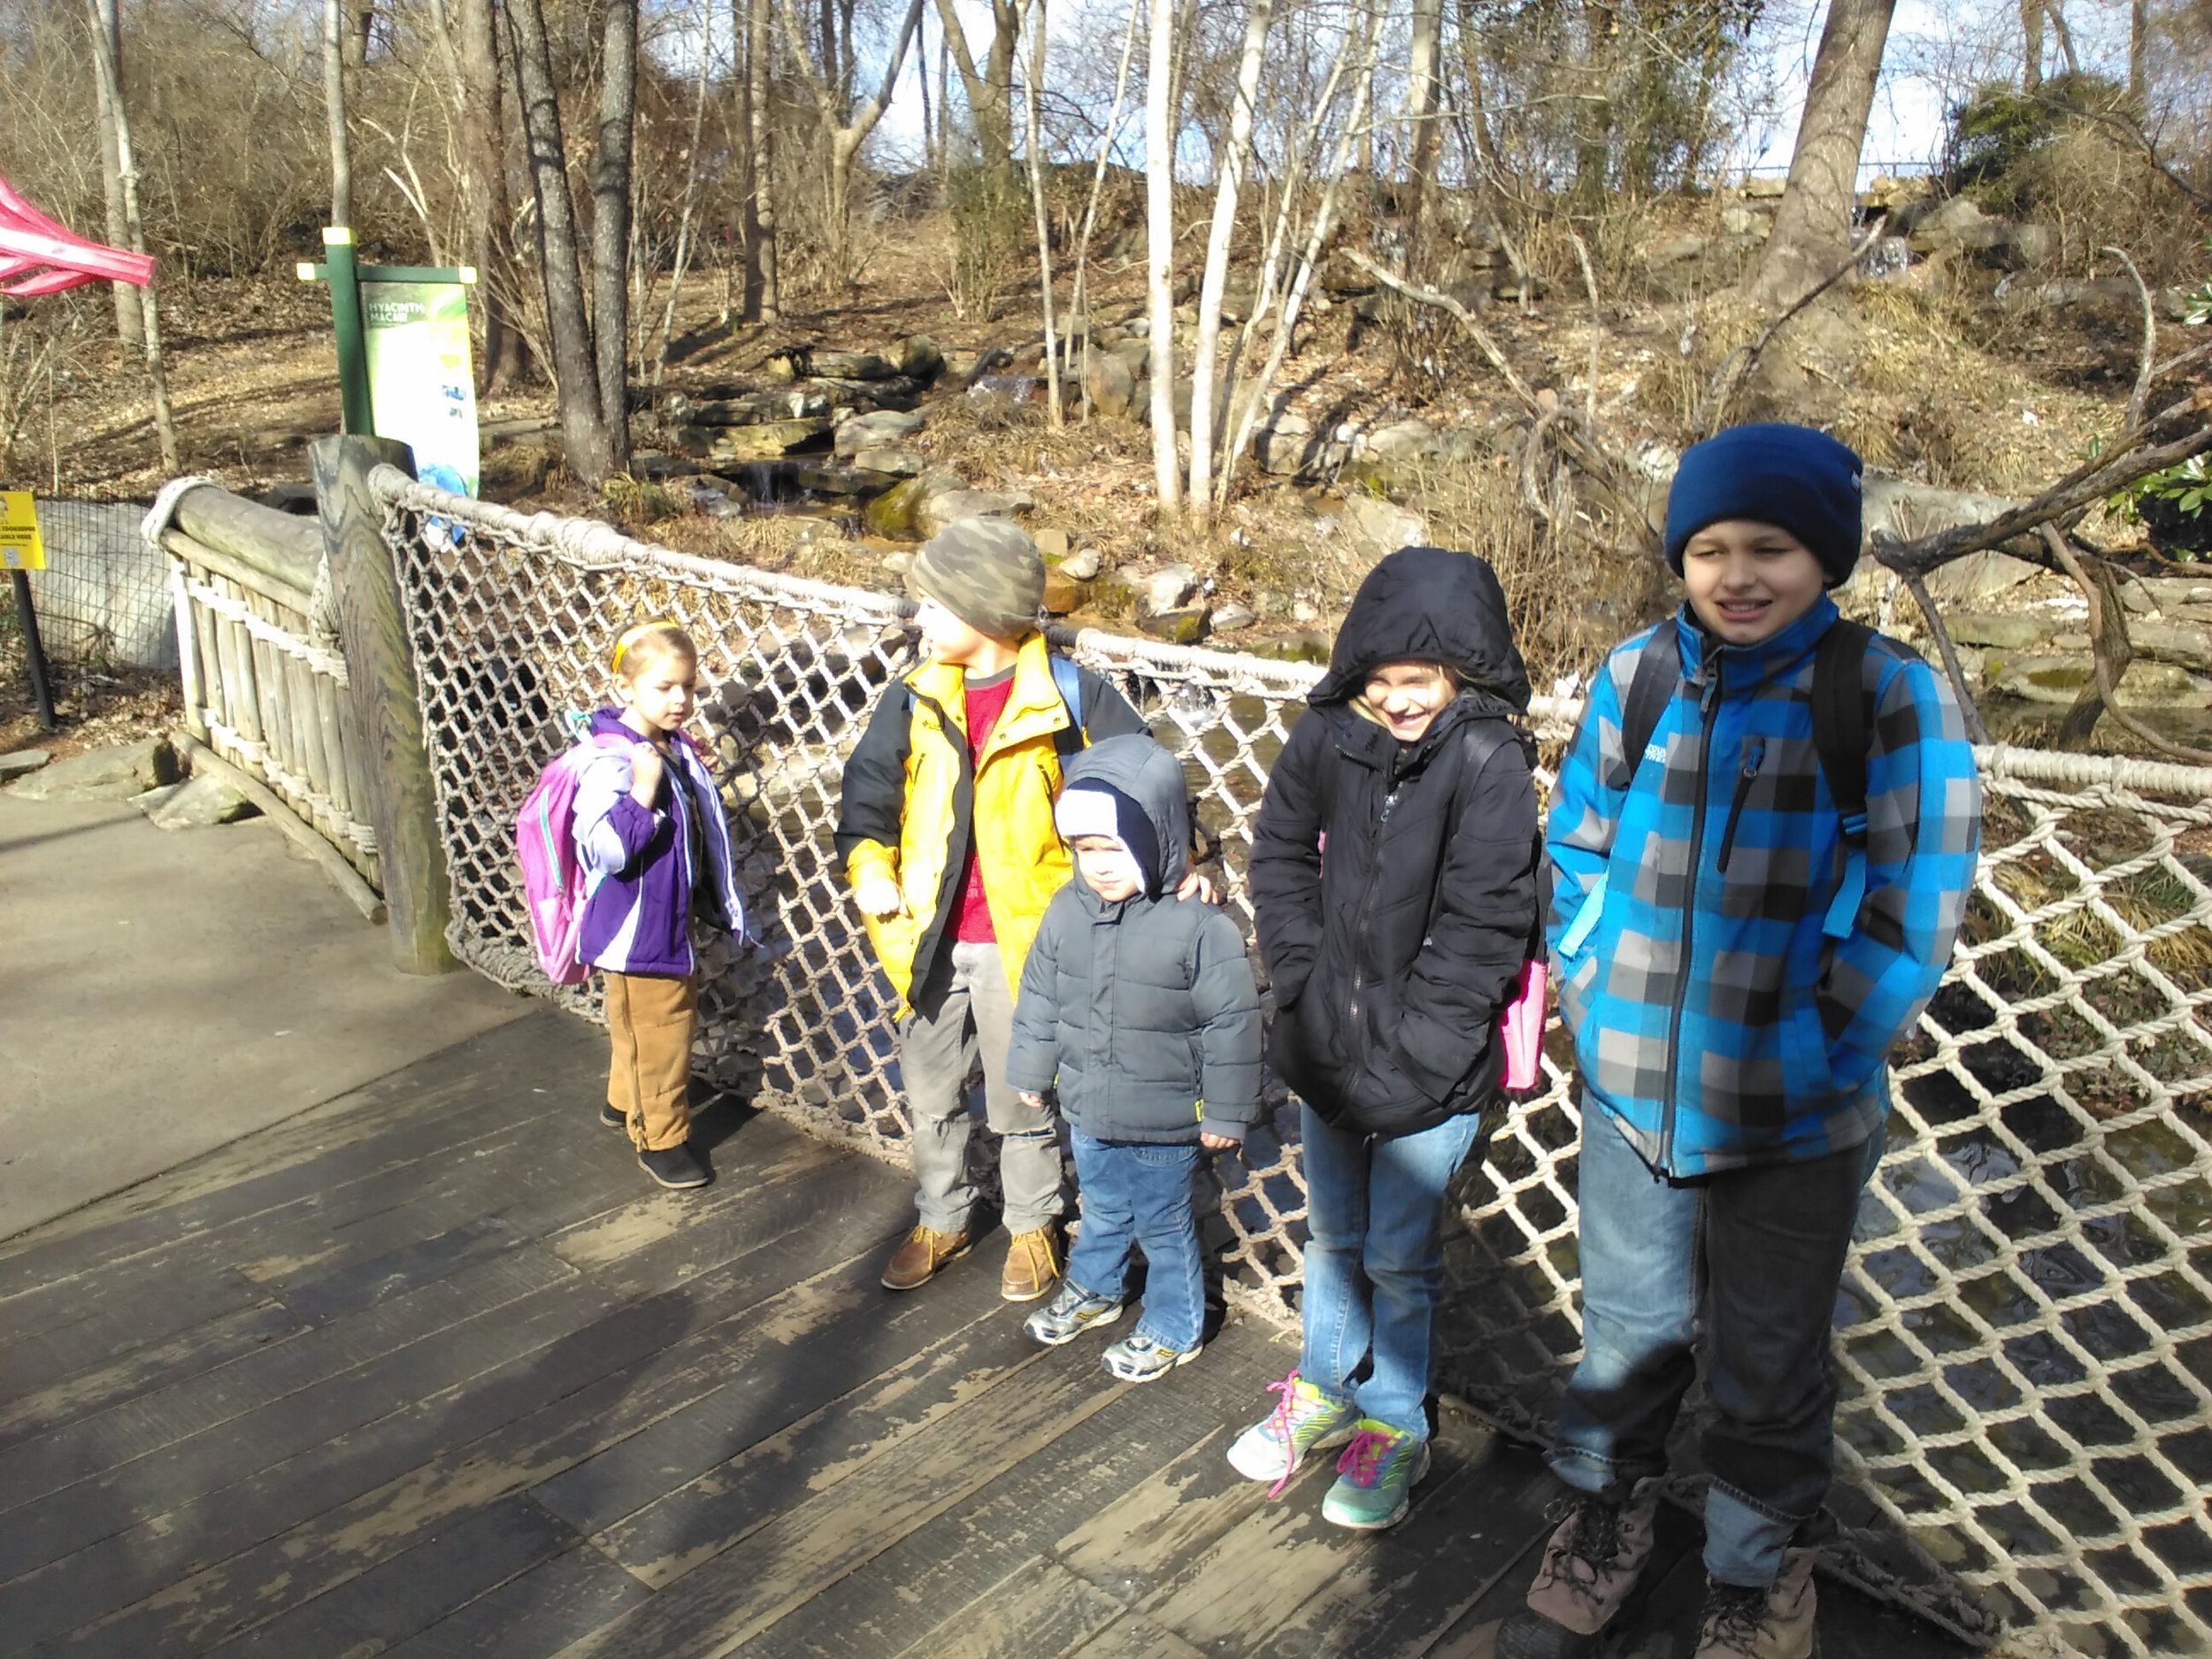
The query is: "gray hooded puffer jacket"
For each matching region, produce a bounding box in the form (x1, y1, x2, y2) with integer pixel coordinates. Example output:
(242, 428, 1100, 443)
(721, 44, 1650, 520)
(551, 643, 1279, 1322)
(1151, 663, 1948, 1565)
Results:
(1004, 734, 1263, 1142)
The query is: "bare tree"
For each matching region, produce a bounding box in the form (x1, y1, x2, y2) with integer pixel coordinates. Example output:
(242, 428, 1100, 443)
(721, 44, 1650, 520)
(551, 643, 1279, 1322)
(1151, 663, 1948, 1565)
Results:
(508, 0, 614, 483)
(1018, 0, 1062, 422)
(933, 0, 1020, 171)
(89, 0, 141, 346)
(1187, 0, 1274, 520)
(744, 0, 780, 320)
(1751, 0, 1898, 308)
(651, 0, 717, 388)
(447, 0, 525, 390)
(83, 0, 175, 472)
(324, 0, 352, 226)
(1145, 0, 1179, 514)
(594, 0, 639, 474)
(773, 0, 928, 289)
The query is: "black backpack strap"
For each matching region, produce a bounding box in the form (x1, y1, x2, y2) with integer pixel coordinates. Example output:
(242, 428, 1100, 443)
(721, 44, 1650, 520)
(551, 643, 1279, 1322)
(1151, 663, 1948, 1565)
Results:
(1810, 618, 1878, 939)
(1610, 628, 1681, 792)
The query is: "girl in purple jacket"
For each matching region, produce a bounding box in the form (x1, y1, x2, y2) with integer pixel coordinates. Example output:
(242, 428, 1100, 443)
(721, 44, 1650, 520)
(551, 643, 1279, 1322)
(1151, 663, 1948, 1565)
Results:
(573, 621, 746, 1190)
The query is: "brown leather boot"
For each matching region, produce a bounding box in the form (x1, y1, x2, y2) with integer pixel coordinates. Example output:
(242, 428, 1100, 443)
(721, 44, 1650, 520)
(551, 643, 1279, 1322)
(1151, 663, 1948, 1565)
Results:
(1692, 1547, 1819, 1659)
(880, 1225, 972, 1291)
(1000, 1227, 1062, 1302)
(1496, 1479, 1662, 1657)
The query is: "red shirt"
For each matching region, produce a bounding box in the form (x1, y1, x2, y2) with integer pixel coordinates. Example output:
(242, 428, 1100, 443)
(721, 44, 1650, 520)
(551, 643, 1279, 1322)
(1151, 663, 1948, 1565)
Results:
(953, 669, 1017, 941)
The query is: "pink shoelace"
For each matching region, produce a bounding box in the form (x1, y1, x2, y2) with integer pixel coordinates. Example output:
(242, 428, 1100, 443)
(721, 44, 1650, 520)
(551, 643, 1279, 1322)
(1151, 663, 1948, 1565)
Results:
(1263, 1370, 1309, 1499)
(1335, 1426, 1399, 1488)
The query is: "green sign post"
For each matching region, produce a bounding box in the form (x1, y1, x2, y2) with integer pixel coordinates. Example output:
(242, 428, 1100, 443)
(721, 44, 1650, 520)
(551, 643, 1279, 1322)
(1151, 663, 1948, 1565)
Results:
(298, 227, 481, 495)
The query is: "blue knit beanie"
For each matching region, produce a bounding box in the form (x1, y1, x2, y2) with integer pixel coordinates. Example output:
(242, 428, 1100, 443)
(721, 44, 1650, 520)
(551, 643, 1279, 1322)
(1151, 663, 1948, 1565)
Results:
(1663, 423, 1864, 588)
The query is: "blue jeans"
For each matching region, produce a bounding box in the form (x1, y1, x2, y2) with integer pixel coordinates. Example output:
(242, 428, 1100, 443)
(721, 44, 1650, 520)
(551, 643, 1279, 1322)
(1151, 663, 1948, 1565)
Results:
(1551, 1106, 1883, 1588)
(1066, 1130, 1204, 1353)
(1298, 1102, 1483, 1439)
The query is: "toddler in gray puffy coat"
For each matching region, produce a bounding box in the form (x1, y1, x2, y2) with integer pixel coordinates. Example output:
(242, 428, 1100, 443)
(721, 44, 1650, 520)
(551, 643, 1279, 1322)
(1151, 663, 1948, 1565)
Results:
(1007, 733, 1262, 1381)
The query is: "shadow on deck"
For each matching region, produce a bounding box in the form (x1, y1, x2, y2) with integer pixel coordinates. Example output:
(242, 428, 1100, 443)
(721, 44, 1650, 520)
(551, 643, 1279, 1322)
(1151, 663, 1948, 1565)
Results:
(0, 1007, 1975, 1659)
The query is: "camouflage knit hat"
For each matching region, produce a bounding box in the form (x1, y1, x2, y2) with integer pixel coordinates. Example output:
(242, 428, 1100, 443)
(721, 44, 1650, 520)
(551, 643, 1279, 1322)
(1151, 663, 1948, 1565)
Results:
(906, 517, 1045, 642)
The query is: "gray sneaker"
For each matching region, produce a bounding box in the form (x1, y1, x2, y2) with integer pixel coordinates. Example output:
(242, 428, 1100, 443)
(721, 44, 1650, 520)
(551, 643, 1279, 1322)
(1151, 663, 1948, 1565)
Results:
(1023, 1282, 1125, 1346)
(1496, 1479, 1662, 1657)
(1101, 1332, 1198, 1382)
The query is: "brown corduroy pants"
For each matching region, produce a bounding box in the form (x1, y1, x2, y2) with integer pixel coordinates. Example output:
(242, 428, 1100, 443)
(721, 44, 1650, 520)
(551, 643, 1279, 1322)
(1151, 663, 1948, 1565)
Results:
(604, 970, 697, 1151)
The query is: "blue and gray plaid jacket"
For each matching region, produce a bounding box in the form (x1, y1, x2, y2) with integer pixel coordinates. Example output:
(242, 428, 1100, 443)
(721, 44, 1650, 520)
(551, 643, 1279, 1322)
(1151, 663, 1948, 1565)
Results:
(1545, 596, 1981, 1177)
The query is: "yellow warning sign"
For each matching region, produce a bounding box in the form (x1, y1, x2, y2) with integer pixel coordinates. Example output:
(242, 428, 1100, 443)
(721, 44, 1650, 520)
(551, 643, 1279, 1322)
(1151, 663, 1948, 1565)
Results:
(0, 492, 43, 571)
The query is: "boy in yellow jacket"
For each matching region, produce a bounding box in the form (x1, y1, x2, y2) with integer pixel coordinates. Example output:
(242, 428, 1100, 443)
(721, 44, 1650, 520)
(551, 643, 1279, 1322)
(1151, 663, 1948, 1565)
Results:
(836, 518, 1150, 1300)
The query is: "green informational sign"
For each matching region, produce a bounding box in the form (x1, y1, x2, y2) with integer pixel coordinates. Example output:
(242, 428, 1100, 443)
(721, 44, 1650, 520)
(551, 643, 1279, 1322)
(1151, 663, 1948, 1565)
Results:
(363, 280, 480, 497)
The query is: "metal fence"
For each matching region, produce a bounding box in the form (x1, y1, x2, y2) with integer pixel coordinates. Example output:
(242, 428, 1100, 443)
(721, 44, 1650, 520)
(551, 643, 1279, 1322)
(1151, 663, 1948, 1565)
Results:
(373, 469, 2212, 1657)
(17, 497, 173, 671)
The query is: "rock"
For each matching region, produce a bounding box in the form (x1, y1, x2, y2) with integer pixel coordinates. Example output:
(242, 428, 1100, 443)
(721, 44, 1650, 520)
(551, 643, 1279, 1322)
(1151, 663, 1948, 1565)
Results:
(1138, 607, 1210, 644)
(808, 349, 898, 380)
(1033, 527, 1071, 563)
(145, 772, 259, 829)
(1142, 564, 1199, 612)
(1292, 601, 1322, 625)
(631, 452, 702, 480)
(1491, 274, 1548, 302)
(1919, 549, 2043, 607)
(2124, 618, 2212, 673)
(1741, 175, 1786, 199)
(1360, 418, 1440, 463)
(701, 415, 835, 462)
(680, 388, 832, 425)
(914, 488, 1035, 540)
(1060, 546, 1101, 581)
(1210, 603, 1256, 632)
(8, 737, 178, 801)
(1109, 338, 1152, 377)
(1719, 205, 1769, 239)
(834, 409, 925, 457)
(1946, 613, 2058, 651)
(1085, 351, 1137, 419)
(862, 468, 961, 540)
(1650, 235, 1709, 265)
(1907, 196, 2006, 257)
(892, 334, 946, 382)
(1983, 653, 2212, 709)
(0, 749, 50, 779)
(1249, 630, 1333, 664)
(1340, 495, 1429, 562)
(881, 551, 913, 576)
(851, 444, 927, 477)
(1041, 570, 1090, 614)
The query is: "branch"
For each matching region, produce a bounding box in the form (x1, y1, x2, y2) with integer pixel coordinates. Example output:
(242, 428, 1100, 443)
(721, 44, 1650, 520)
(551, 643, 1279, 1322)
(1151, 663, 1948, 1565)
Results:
(1899, 570, 1990, 745)
(1567, 227, 1599, 427)
(1877, 408, 2212, 575)
(2040, 526, 2212, 764)
(2103, 245, 2154, 430)
(1696, 217, 1886, 438)
(1340, 245, 1538, 411)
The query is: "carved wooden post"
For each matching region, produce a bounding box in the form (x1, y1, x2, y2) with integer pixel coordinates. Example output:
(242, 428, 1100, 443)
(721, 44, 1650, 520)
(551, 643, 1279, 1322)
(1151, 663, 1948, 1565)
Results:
(311, 434, 455, 973)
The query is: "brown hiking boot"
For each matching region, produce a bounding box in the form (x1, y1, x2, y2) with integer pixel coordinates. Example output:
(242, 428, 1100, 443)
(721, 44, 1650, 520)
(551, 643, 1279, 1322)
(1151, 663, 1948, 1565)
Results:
(1495, 1480, 1662, 1658)
(880, 1225, 972, 1291)
(1000, 1227, 1062, 1302)
(1693, 1548, 1819, 1659)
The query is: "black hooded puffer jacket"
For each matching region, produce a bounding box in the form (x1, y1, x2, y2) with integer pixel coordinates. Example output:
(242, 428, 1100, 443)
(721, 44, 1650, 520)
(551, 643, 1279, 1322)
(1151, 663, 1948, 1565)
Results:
(1248, 546, 1542, 1138)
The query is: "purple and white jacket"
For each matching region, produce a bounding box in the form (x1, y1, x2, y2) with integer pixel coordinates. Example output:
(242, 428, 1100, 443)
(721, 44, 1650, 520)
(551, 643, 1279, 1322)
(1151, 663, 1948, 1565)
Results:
(572, 707, 746, 977)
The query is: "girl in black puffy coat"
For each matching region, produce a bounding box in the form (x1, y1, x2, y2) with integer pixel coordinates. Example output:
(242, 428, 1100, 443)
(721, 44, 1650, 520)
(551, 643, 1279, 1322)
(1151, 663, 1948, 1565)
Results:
(1227, 544, 1540, 1531)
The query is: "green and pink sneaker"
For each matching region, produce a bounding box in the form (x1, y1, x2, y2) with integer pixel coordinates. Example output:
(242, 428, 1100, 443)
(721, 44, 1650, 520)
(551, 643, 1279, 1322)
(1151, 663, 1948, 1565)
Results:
(1320, 1420, 1431, 1531)
(1226, 1370, 1358, 1497)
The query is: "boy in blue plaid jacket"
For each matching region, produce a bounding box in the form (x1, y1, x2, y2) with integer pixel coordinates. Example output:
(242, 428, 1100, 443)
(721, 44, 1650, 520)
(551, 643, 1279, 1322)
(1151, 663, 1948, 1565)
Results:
(1501, 425, 1982, 1659)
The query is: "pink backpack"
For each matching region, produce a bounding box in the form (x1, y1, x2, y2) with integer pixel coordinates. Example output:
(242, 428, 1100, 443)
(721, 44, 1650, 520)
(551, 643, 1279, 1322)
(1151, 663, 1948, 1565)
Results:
(514, 728, 636, 985)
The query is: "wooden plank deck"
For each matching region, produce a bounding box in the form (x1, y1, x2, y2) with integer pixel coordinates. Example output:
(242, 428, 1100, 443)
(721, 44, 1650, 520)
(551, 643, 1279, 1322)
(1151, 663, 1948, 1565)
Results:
(0, 1005, 1974, 1659)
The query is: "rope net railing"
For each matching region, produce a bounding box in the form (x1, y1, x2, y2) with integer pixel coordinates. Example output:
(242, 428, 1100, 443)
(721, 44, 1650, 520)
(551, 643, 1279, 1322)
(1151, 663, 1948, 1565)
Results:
(375, 470, 2212, 1656)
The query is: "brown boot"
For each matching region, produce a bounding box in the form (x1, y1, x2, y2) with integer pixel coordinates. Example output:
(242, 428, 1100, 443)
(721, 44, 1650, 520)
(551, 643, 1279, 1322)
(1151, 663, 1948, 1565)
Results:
(1495, 1479, 1662, 1658)
(880, 1225, 972, 1291)
(1692, 1548, 1818, 1659)
(1000, 1227, 1062, 1302)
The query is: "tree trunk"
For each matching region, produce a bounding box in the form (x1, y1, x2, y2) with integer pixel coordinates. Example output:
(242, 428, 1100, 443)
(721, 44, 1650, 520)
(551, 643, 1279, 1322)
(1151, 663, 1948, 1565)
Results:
(1404, 0, 1442, 196)
(918, 7, 936, 173)
(593, 0, 639, 473)
(324, 0, 353, 227)
(1144, 0, 1179, 515)
(84, 0, 175, 472)
(1187, 0, 1273, 520)
(2128, 0, 2147, 101)
(454, 0, 523, 391)
(653, 0, 716, 389)
(749, 0, 780, 320)
(509, 0, 612, 483)
(2021, 0, 2044, 89)
(90, 0, 142, 347)
(1020, 0, 1062, 423)
(1751, 0, 1897, 308)
(773, 0, 926, 290)
(1069, 0, 1142, 422)
(933, 0, 1018, 172)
